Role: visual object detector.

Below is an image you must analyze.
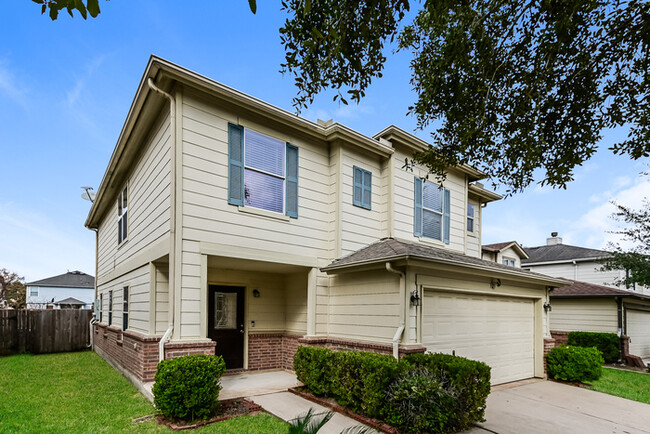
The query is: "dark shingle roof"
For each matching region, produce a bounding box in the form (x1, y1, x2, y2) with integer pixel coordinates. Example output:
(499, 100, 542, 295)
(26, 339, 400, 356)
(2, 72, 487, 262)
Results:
(522, 244, 610, 264)
(26, 271, 94, 288)
(54, 297, 87, 305)
(323, 237, 567, 285)
(482, 241, 518, 252)
(551, 280, 650, 301)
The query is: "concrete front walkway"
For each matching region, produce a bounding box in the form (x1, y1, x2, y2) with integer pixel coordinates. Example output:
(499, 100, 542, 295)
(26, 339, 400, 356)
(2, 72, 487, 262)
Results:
(467, 379, 650, 434)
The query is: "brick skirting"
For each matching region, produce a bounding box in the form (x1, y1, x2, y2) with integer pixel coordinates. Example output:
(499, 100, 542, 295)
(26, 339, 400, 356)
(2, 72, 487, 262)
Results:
(248, 333, 302, 371)
(543, 337, 556, 374)
(297, 336, 426, 357)
(550, 330, 569, 346)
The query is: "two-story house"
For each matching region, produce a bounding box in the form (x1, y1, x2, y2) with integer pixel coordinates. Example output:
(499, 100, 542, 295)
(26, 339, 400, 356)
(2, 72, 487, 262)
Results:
(26, 271, 94, 309)
(85, 56, 567, 389)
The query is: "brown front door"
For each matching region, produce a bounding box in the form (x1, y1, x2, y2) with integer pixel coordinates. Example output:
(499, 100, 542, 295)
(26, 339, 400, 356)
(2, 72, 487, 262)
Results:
(208, 285, 245, 369)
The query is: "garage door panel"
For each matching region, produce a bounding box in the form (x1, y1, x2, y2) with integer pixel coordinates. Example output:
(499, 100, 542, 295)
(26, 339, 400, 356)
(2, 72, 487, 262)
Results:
(423, 290, 535, 385)
(627, 309, 650, 360)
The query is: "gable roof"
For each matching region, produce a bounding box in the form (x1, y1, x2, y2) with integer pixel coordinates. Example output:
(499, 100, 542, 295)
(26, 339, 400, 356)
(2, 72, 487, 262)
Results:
(482, 241, 529, 259)
(54, 297, 87, 305)
(26, 271, 94, 288)
(550, 280, 650, 301)
(522, 244, 610, 265)
(322, 237, 568, 286)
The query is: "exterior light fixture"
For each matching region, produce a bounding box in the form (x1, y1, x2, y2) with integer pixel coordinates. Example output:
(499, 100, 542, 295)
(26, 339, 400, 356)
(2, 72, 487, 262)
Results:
(543, 302, 552, 313)
(410, 290, 421, 307)
(252, 289, 260, 298)
(490, 278, 502, 289)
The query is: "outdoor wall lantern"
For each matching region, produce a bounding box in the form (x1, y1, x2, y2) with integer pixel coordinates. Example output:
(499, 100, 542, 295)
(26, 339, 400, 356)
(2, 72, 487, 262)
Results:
(410, 290, 421, 307)
(543, 302, 552, 313)
(252, 289, 261, 298)
(490, 278, 502, 289)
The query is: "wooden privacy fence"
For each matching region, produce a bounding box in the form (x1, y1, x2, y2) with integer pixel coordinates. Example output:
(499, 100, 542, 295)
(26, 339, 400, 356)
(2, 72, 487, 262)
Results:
(0, 309, 92, 356)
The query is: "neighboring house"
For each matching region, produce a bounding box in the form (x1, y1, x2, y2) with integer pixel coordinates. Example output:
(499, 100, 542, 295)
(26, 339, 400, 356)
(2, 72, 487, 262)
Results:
(549, 281, 650, 365)
(482, 241, 529, 267)
(26, 271, 94, 309)
(54, 297, 87, 309)
(522, 232, 649, 295)
(85, 56, 567, 387)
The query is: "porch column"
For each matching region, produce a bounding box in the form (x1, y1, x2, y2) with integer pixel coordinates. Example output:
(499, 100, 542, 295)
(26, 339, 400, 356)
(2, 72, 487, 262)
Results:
(307, 267, 317, 336)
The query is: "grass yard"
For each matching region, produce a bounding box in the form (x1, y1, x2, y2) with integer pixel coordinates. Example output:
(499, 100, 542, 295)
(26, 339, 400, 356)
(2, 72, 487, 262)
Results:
(0, 351, 288, 433)
(586, 367, 650, 405)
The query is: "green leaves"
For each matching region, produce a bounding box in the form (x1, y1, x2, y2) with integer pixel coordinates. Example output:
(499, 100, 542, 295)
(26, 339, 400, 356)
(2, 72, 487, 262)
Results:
(280, 0, 649, 193)
(34, 0, 102, 20)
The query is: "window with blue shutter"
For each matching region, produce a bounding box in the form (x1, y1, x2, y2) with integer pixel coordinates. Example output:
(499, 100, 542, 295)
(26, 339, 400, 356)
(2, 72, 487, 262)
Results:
(228, 124, 299, 218)
(414, 177, 450, 244)
(353, 166, 372, 210)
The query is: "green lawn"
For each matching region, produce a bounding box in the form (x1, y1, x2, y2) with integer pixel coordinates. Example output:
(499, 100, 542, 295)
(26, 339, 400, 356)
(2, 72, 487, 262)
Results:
(586, 367, 650, 404)
(0, 351, 288, 433)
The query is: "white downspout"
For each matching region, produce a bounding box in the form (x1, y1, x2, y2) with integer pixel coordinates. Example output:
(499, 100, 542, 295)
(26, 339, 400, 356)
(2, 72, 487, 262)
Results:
(386, 262, 405, 359)
(147, 77, 176, 362)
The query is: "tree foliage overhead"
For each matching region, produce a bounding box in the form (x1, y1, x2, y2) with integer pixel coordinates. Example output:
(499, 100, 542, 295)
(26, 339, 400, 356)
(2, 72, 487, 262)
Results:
(280, 0, 649, 193)
(32, 0, 101, 20)
(0, 268, 26, 309)
(603, 199, 650, 287)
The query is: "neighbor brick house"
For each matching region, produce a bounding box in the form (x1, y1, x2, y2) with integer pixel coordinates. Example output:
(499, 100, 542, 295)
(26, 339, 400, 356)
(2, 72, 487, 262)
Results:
(85, 56, 567, 387)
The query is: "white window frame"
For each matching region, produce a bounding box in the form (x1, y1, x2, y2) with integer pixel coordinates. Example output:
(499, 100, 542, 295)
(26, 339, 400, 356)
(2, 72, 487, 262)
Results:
(117, 185, 128, 245)
(243, 129, 286, 214)
(29, 286, 39, 297)
(108, 290, 113, 326)
(99, 293, 103, 323)
(503, 257, 516, 267)
(467, 203, 475, 233)
(422, 181, 445, 242)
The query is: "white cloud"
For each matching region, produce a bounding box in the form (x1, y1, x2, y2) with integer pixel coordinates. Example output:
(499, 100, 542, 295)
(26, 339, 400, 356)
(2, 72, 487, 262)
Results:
(65, 54, 107, 107)
(568, 176, 650, 250)
(0, 60, 28, 108)
(302, 100, 378, 124)
(0, 202, 94, 282)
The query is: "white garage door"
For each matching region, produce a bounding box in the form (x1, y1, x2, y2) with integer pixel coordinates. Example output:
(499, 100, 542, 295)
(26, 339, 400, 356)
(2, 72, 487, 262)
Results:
(627, 309, 650, 361)
(423, 290, 535, 385)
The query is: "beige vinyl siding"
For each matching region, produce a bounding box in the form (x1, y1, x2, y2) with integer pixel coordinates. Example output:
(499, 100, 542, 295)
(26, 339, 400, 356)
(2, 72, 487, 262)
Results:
(286, 272, 308, 334)
(549, 298, 618, 333)
(626, 308, 650, 360)
(178, 90, 333, 339)
(96, 264, 151, 334)
(499, 246, 523, 267)
(339, 147, 386, 256)
(97, 112, 172, 279)
(154, 263, 169, 335)
(391, 147, 466, 254)
(576, 263, 623, 288)
(526, 263, 576, 280)
(466, 197, 480, 258)
(328, 270, 400, 343)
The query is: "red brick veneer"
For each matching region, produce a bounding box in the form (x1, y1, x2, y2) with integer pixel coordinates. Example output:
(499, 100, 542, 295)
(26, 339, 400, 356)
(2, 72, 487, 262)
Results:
(543, 337, 556, 374)
(247, 333, 302, 371)
(94, 323, 216, 382)
(550, 330, 569, 345)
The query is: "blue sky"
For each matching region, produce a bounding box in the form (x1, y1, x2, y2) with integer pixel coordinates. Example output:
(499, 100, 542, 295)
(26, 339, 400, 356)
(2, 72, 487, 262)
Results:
(1, 1, 648, 281)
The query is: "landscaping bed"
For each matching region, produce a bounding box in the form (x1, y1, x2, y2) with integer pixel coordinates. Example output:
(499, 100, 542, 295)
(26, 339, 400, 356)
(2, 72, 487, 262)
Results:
(156, 398, 263, 431)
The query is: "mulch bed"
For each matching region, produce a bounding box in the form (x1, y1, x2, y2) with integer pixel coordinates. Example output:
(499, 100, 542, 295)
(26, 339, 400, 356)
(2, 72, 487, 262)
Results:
(155, 398, 263, 431)
(288, 387, 399, 434)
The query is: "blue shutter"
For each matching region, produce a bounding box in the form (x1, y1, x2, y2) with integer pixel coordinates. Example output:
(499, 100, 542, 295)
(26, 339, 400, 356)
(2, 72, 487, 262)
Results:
(353, 166, 363, 207)
(414, 177, 423, 237)
(228, 123, 244, 206)
(443, 188, 450, 244)
(362, 169, 372, 209)
(286, 143, 299, 218)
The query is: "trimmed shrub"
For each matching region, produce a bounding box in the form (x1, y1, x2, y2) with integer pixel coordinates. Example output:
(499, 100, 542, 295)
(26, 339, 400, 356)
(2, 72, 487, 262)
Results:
(385, 367, 458, 433)
(328, 350, 403, 419)
(293, 346, 334, 396)
(567, 331, 619, 363)
(152, 354, 226, 421)
(546, 345, 604, 382)
(403, 353, 491, 431)
(293, 347, 491, 432)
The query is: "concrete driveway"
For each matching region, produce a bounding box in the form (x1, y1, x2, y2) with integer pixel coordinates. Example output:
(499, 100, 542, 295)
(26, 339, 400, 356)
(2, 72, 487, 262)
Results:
(468, 379, 650, 434)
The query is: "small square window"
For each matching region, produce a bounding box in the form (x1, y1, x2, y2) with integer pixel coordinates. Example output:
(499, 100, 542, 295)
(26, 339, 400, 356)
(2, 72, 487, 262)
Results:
(29, 287, 39, 297)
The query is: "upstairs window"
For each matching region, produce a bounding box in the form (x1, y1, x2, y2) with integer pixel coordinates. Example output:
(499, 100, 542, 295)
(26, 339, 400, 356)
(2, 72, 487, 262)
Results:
(117, 186, 128, 244)
(29, 287, 39, 297)
(108, 290, 113, 326)
(228, 124, 298, 218)
(353, 166, 372, 210)
(503, 258, 516, 267)
(123, 286, 129, 330)
(467, 203, 475, 233)
(414, 178, 450, 244)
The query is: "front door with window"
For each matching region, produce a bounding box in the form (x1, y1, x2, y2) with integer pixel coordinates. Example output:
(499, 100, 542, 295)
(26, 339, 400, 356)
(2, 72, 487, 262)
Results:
(208, 285, 245, 369)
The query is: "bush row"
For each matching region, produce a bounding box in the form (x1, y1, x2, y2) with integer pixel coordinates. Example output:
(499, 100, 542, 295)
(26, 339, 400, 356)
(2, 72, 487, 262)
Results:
(567, 331, 619, 363)
(293, 346, 491, 433)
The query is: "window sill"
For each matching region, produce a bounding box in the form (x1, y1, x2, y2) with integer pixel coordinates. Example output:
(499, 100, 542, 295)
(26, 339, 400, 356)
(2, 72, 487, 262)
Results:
(467, 232, 477, 238)
(117, 238, 129, 250)
(417, 236, 445, 247)
(237, 206, 291, 222)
